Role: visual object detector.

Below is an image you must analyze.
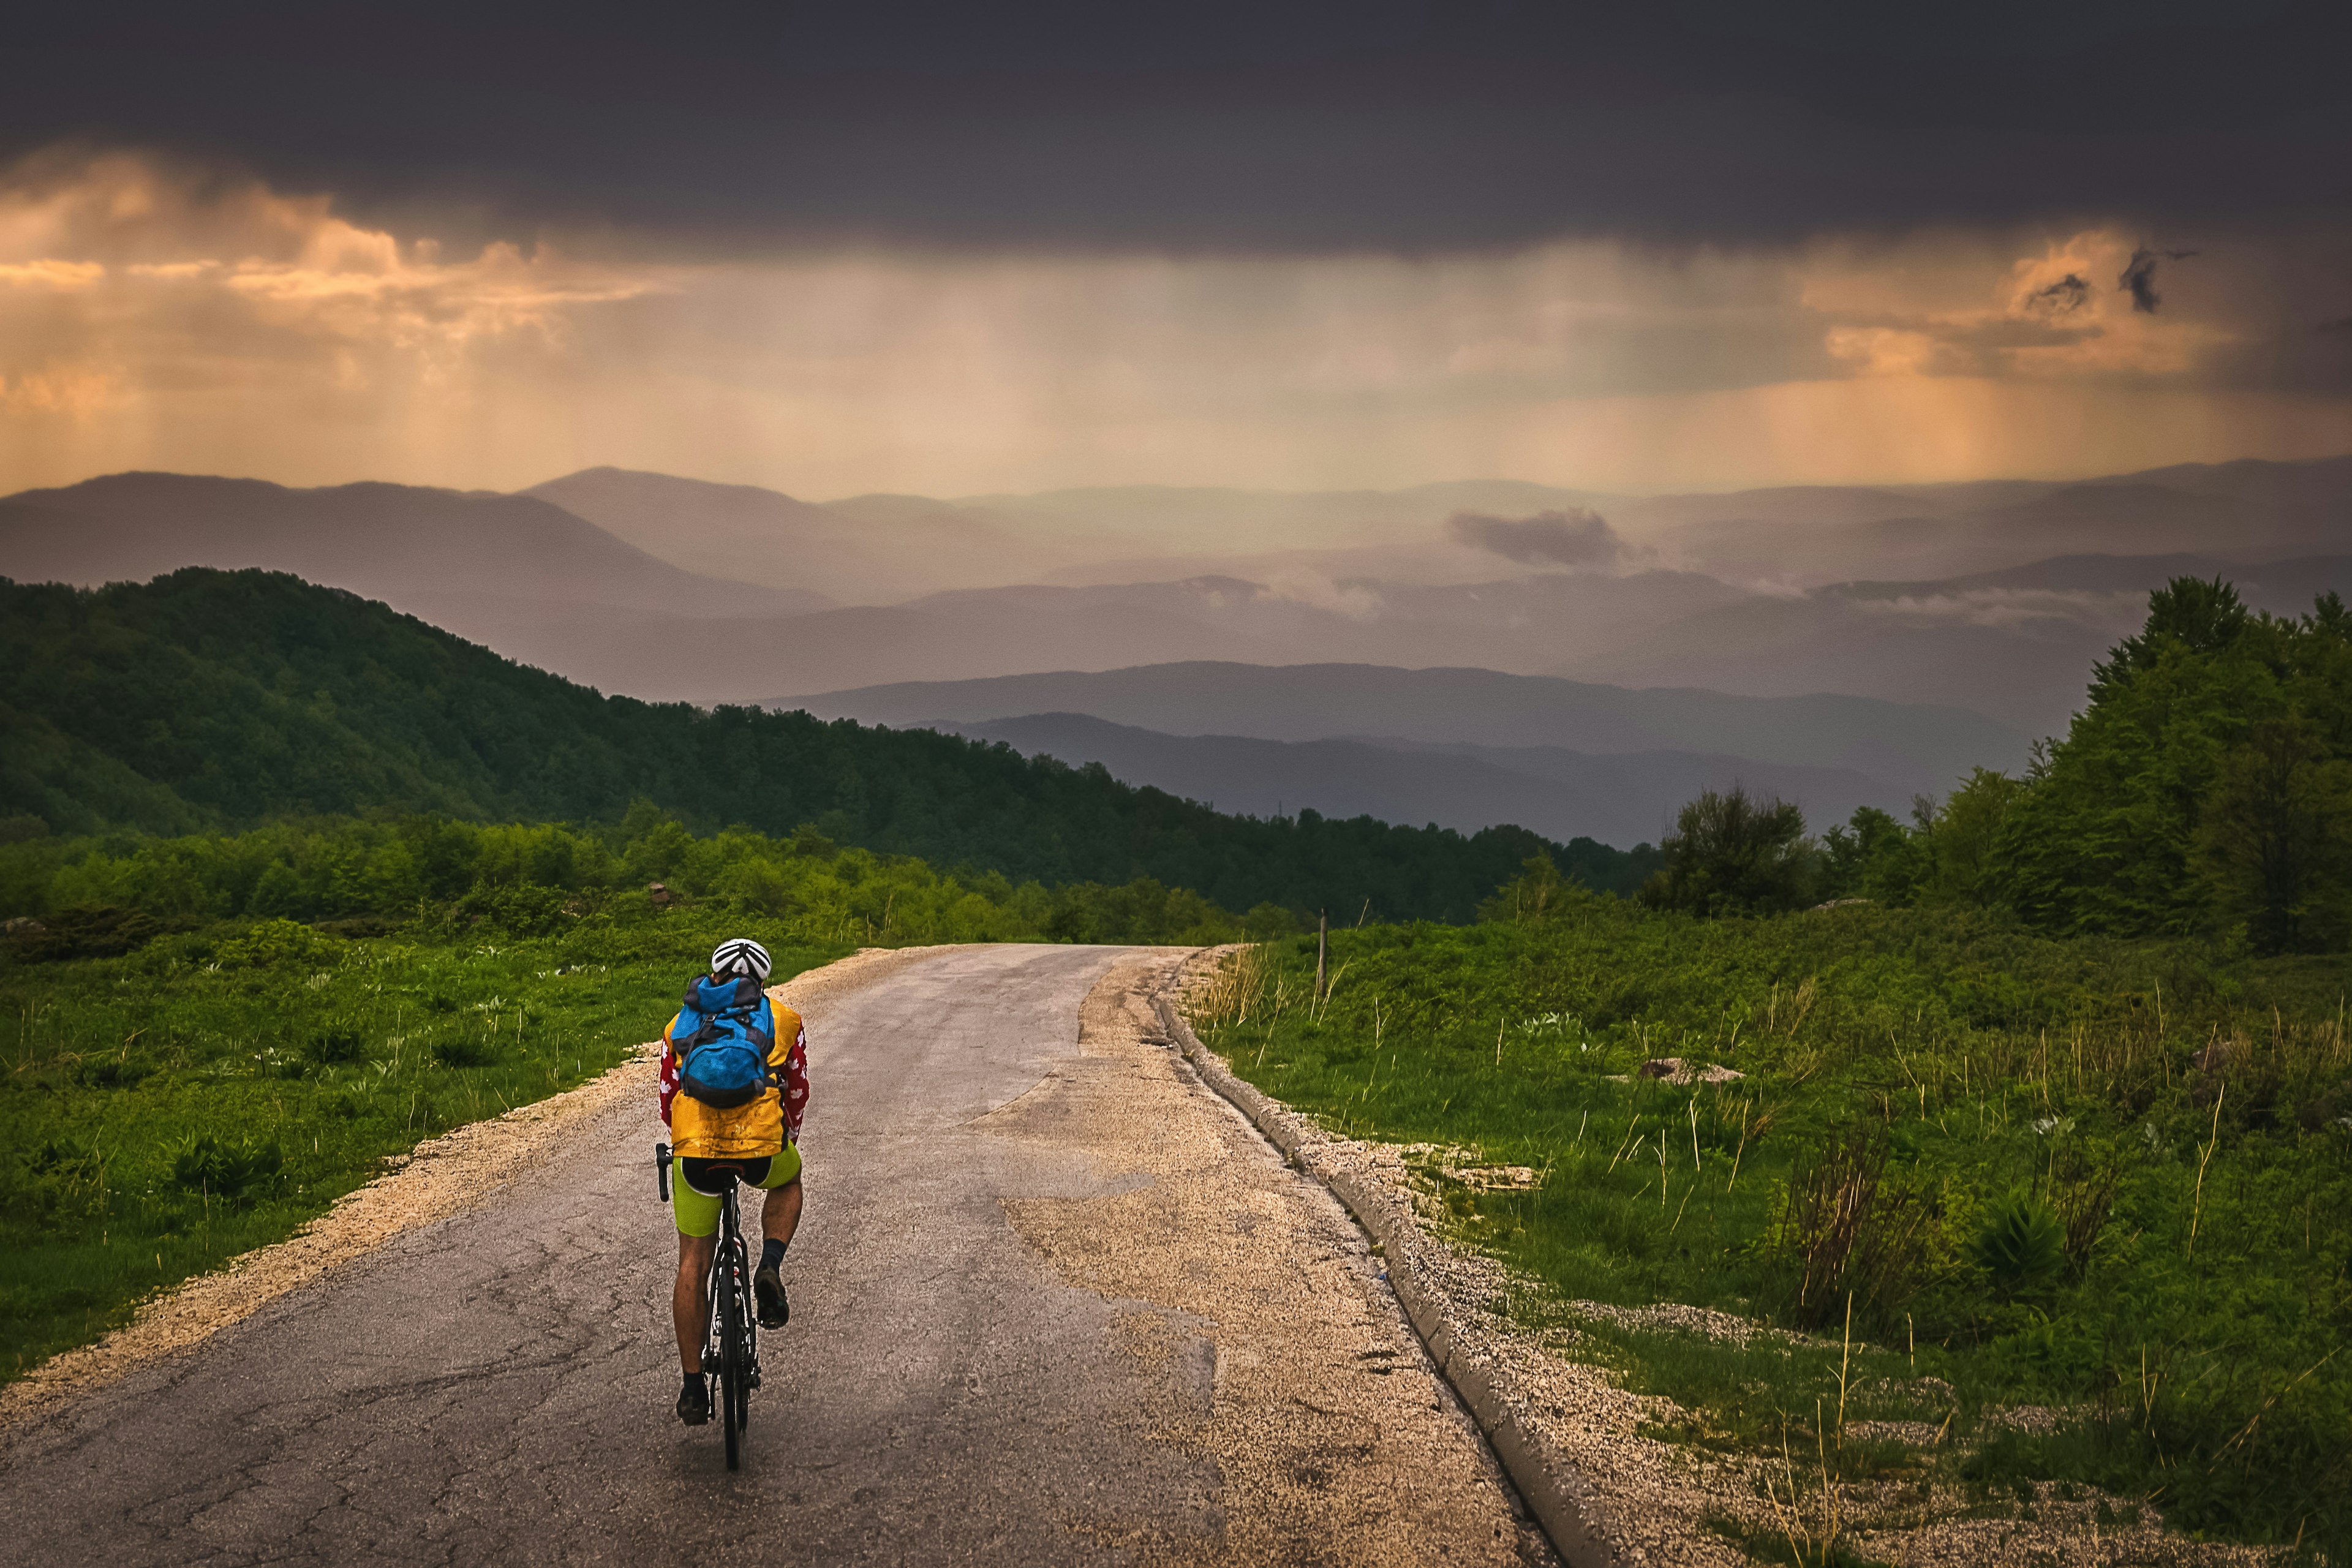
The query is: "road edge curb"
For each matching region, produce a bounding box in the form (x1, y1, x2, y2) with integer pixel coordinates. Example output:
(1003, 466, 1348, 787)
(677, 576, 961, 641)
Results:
(1151, 968, 1622, 1568)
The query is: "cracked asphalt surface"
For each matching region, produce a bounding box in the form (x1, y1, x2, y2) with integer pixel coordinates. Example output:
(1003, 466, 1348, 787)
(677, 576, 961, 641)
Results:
(1, 945, 1546, 1566)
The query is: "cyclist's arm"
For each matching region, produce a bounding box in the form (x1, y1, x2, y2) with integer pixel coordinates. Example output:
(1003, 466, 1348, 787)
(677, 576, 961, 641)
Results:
(657, 1013, 683, 1127)
(782, 1023, 808, 1143)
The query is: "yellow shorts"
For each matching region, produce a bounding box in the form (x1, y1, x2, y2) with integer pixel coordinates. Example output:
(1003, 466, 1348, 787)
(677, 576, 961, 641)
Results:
(672, 1143, 801, 1238)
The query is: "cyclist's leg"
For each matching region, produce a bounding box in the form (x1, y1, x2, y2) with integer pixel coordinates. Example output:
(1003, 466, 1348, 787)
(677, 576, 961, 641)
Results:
(673, 1231, 716, 1373)
(752, 1144, 801, 1329)
(672, 1167, 726, 1374)
(757, 1141, 803, 1249)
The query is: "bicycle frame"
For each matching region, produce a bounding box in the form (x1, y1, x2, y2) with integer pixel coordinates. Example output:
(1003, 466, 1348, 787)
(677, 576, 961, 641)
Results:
(658, 1142, 760, 1469)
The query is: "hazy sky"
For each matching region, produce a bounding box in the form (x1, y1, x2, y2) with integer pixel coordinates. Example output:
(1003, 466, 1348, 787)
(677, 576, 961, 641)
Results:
(2, 2, 2346, 499)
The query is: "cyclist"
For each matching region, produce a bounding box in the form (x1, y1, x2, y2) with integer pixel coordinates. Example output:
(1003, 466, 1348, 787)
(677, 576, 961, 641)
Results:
(659, 936, 809, 1425)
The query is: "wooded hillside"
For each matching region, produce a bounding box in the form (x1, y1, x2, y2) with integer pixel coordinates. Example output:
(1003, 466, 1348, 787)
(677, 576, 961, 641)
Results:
(0, 569, 1652, 920)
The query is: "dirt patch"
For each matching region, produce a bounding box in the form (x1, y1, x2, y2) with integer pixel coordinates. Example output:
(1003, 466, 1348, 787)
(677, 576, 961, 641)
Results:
(0, 944, 938, 1431)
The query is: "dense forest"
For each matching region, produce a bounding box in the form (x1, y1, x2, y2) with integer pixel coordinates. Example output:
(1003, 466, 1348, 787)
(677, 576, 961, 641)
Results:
(0, 812, 1273, 952)
(0, 569, 1653, 921)
(1632, 578, 2352, 954)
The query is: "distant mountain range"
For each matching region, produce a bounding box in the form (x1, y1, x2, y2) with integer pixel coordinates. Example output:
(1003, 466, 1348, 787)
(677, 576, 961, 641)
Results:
(528, 467, 1625, 603)
(788, 660, 2024, 780)
(4, 457, 2345, 837)
(929, 710, 1898, 848)
(1631, 462, 2352, 586)
(525, 467, 1027, 605)
(789, 660, 2030, 842)
(1559, 552, 2352, 729)
(0, 472, 831, 649)
(527, 457, 2352, 602)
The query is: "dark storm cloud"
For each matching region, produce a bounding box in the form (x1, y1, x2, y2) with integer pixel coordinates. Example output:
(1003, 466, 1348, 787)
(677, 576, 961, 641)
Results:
(2026, 274, 2092, 315)
(1446, 509, 1624, 568)
(3, 0, 2346, 252)
(2119, 247, 2199, 313)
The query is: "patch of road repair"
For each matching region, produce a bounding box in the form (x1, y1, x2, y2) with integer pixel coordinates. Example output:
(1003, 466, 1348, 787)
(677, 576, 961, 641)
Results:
(994, 948, 1556, 1566)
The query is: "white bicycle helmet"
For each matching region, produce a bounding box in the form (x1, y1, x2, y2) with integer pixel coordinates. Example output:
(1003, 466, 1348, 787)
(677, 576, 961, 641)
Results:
(710, 937, 772, 983)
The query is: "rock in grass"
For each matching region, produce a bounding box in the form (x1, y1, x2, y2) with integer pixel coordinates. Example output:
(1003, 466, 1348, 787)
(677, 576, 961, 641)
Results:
(1637, 1057, 1744, 1084)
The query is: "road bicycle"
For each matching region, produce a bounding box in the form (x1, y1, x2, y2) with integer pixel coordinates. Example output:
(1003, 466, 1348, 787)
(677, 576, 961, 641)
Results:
(657, 1142, 761, 1469)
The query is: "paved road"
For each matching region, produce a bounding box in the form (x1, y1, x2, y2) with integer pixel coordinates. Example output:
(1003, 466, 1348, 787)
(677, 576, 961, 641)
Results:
(1, 946, 1547, 1566)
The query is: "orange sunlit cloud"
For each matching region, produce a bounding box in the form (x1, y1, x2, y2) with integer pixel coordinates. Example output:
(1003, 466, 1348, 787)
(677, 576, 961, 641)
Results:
(1, 149, 2345, 499)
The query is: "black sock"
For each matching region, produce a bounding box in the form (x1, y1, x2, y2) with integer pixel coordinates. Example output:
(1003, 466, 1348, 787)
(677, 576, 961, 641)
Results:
(682, 1370, 705, 1390)
(761, 1237, 786, 1270)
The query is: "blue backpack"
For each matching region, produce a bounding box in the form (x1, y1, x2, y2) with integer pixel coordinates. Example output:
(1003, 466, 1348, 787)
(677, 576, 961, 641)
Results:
(673, 974, 777, 1109)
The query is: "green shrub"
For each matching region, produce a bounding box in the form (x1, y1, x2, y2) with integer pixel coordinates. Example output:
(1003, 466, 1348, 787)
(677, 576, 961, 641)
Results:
(213, 919, 333, 970)
(169, 1134, 284, 1206)
(304, 1027, 366, 1068)
(1969, 1193, 2065, 1297)
(7, 905, 172, 962)
(442, 883, 575, 938)
(1641, 786, 1817, 916)
(431, 1038, 497, 1069)
(74, 1057, 153, 1090)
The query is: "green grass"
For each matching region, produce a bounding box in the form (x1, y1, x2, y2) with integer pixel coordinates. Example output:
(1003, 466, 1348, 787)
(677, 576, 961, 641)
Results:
(1, 902, 846, 1381)
(1194, 897, 2352, 1558)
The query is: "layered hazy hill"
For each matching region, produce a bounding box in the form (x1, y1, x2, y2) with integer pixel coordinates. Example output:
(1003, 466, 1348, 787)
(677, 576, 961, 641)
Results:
(788, 661, 2020, 782)
(788, 661, 2028, 845)
(514, 456, 2348, 732)
(927, 710, 1896, 850)
(1562, 553, 2352, 728)
(525, 467, 1038, 604)
(0, 472, 829, 637)
(526, 466, 1612, 601)
(1630, 462, 2352, 586)
(9, 461, 2344, 727)
(469, 568, 1757, 709)
(526, 456, 2352, 601)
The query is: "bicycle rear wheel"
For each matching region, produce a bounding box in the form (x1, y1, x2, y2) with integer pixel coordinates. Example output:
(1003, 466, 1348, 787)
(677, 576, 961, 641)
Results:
(731, 1286, 755, 1428)
(718, 1238, 745, 1470)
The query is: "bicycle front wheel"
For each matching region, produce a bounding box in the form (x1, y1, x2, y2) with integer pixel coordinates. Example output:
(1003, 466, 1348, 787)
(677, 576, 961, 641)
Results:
(719, 1245, 748, 1469)
(731, 1298, 754, 1431)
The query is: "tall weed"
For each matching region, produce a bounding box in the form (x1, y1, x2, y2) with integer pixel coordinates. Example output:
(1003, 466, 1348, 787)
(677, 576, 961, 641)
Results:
(1777, 1128, 1934, 1329)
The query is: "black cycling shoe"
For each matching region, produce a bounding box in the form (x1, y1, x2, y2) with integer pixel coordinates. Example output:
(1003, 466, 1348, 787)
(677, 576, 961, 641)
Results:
(676, 1375, 711, 1426)
(754, 1262, 790, 1329)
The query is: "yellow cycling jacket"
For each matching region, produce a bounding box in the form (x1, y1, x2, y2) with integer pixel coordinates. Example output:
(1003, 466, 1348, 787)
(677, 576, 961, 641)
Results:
(660, 1000, 807, 1161)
